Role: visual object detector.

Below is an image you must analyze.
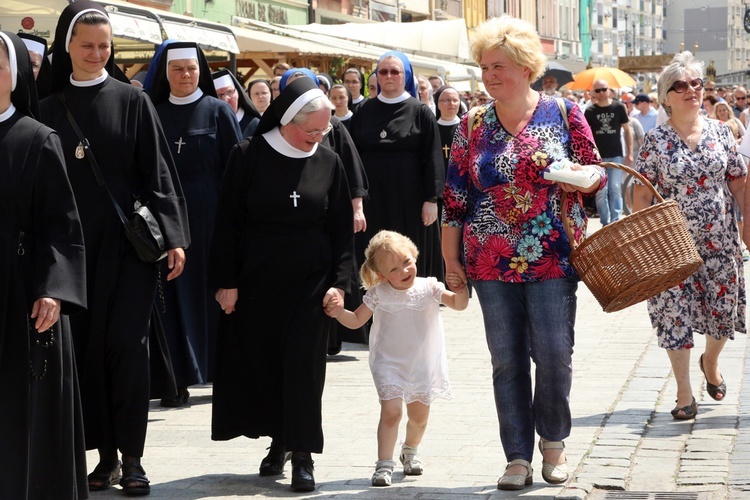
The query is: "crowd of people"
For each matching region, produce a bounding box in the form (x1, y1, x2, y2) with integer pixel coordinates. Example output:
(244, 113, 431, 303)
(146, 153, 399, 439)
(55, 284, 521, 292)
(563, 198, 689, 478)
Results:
(1, 5, 749, 499)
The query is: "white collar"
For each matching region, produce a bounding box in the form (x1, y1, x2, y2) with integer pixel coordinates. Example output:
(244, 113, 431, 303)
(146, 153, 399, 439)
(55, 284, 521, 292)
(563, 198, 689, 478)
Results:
(236, 108, 245, 123)
(70, 71, 108, 87)
(438, 116, 460, 126)
(0, 104, 16, 123)
(337, 110, 353, 121)
(169, 88, 203, 105)
(378, 91, 410, 104)
(352, 95, 365, 104)
(263, 127, 317, 158)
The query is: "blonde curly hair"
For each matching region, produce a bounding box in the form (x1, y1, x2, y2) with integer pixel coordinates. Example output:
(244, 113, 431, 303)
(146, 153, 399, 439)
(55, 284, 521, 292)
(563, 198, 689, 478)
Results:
(469, 15, 546, 84)
(360, 230, 419, 290)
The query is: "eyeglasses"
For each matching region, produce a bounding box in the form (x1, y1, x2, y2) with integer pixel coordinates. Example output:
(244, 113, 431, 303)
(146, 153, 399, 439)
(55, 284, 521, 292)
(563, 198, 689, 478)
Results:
(736, 96, 747, 100)
(667, 78, 703, 94)
(704, 87, 716, 91)
(439, 98, 460, 104)
(217, 88, 236, 99)
(295, 123, 333, 137)
(377, 69, 403, 77)
(594, 88, 609, 94)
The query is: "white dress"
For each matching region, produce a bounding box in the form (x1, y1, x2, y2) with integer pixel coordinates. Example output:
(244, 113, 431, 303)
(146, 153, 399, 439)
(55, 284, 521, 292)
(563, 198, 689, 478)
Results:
(363, 277, 453, 404)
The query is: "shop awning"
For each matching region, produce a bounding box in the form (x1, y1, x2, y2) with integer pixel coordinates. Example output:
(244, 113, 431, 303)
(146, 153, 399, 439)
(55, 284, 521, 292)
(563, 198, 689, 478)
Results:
(283, 18, 473, 62)
(232, 16, 479, 90)
(98, 1, 162, 45)
(99, 0, 239, 53)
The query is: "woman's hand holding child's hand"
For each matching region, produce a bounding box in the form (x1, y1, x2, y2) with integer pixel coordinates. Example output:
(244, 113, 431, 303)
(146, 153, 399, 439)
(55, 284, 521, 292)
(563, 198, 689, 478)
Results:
(323, 288, 345, 317)
(446, 272, 467, 292)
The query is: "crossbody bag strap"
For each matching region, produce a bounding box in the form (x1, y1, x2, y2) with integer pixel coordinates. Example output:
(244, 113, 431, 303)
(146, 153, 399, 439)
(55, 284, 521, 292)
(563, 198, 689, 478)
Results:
(466, 106, 479, 142)
(555, 97, 569, 130)
(58, 93, 130, 228)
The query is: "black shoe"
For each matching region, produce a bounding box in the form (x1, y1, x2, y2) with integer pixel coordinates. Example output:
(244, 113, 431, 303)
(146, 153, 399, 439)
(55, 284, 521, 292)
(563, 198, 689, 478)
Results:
(259, 441, 291, 476)
(160, 387, 189, 408)
(290, 452, 315, 492)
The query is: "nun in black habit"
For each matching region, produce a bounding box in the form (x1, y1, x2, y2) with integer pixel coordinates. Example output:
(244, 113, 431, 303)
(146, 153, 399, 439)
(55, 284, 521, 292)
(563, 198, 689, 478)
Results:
(148, 43, 241, 408)
(0, 30, 87, 500)
(280, 68, 369, 350)
(349, 51, 445, 283)
(212, 68, 261, 138)
(433, 85, 463, 176)
(209, 77, 354, 492)
(39, 1, 190, 495)
(17, 32, 52, 99)
(342, 67, 366, 114)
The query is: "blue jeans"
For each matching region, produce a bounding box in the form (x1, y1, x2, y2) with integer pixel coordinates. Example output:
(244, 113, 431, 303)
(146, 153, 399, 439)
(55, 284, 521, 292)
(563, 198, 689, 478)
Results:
(596, 156, 624, 225)
(472, 277, 578, 462)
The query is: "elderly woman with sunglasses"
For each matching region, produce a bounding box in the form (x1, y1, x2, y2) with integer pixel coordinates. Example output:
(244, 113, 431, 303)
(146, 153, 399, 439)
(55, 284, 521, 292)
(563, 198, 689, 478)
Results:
(632, 52, 746, 420)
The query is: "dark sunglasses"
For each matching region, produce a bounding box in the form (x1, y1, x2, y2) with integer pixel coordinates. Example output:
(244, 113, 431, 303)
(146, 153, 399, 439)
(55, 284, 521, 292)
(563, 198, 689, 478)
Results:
(377, 69, 403, 77)
(594, 88, 609, 94)
(667, 78, 703, 94)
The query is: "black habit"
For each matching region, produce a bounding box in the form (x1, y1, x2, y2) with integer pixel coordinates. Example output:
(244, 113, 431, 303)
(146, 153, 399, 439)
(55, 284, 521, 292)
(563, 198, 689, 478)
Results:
(0, 31, 88, 499)
(40, 76, 190, 456)
(349, 96, 445, 281)
(0, 112, 88, 500)
(209, 134, 354, 452)
(322, 117, 369, 346)
(154, 94, 241, 386)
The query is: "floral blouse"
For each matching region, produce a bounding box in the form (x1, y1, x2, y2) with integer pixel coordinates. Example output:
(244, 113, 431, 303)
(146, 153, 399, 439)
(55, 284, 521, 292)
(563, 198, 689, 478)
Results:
(442, 94, 603, 282)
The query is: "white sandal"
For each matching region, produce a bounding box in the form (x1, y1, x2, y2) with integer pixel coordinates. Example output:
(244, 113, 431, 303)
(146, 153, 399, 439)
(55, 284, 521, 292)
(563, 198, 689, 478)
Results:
(497, 458, 533, 491)
(538, 439, 569, 484)
(399, 444, 423, 475)
(371, 460, 396, 487)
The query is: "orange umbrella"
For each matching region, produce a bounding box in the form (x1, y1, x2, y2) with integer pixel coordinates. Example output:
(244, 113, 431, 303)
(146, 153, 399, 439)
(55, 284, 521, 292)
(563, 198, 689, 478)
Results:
(568, 67, 637, 90)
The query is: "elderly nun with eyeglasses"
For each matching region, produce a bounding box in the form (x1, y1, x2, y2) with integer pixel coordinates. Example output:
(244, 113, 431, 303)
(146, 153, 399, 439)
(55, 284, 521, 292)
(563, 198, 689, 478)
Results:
(633, 51, 746, 421)
(208, 77, 354, 493)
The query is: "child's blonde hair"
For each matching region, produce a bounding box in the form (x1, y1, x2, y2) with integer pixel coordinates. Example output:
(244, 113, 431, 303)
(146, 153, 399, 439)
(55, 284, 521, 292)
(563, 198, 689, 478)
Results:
(360, 230, 419, 290)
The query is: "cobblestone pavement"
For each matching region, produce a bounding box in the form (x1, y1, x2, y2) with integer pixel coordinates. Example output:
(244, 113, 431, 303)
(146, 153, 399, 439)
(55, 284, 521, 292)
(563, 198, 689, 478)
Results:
(86, 227, 750, 499)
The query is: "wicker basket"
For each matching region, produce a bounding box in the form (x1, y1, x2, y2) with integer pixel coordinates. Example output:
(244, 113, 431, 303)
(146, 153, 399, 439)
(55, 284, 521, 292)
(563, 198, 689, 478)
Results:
(562, 162, 703, 313)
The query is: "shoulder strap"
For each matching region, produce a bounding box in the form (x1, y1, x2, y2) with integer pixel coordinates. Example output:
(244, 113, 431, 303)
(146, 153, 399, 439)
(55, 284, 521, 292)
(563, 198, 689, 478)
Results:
(466, 106, 480, 142)
(58, 93, 130, 228)
(555, 97, 569, 130)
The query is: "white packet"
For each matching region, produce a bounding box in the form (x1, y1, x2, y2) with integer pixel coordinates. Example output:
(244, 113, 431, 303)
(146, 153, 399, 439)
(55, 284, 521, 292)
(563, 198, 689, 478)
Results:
(543, 159, 601, 189)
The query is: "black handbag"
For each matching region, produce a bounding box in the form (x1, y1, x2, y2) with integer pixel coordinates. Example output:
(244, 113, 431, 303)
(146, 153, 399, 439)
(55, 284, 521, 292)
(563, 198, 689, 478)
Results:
(59, 94, 167, 263)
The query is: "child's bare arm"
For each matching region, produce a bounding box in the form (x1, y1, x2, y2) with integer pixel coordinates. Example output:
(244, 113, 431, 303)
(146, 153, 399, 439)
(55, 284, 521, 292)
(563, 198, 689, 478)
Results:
(441, 288, 469, 311)
(333, 303, 374, 329)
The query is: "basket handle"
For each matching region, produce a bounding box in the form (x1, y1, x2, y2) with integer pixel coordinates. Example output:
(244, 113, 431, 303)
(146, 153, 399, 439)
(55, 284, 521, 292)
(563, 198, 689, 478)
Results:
(599, 161, 664, 203)
(560, 162, 663, 250)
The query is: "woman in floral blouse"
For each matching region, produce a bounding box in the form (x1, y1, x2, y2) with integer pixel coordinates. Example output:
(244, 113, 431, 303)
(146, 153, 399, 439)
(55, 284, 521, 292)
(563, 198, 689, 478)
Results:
(633, 52, 746, 420)
(441, 15, 603, 492)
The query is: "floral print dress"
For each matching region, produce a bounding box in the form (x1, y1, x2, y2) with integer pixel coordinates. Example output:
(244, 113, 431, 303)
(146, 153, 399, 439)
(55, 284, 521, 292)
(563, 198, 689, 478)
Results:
(635, 118, 746, 349)
(442, 94, 603, 283)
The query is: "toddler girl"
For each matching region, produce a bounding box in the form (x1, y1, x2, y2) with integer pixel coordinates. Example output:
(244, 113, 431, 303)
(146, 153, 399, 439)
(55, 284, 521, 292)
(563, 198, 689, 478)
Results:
(328, 230, 468, 486)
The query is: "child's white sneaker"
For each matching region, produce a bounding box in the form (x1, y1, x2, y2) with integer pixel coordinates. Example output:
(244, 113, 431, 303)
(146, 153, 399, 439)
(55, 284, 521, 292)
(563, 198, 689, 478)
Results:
(399, 444, 423, 475)
(371, 460, 396, 487)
